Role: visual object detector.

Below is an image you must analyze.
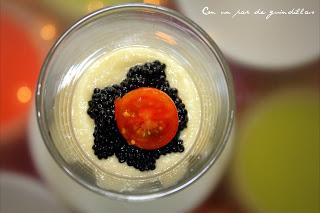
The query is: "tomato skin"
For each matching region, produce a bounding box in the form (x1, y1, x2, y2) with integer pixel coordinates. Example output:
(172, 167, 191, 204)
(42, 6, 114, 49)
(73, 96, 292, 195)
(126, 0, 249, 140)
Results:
(115, 87, 179, 150)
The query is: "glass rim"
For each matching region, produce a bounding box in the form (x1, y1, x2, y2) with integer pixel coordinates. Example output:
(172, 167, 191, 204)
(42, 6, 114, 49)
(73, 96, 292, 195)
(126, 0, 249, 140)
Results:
(36, 3, 235, 201)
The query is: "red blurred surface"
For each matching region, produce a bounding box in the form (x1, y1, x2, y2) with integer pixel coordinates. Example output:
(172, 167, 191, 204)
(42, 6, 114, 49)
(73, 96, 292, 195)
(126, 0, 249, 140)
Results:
(0, 7, 42, 180)
(0, 14, 41, 125)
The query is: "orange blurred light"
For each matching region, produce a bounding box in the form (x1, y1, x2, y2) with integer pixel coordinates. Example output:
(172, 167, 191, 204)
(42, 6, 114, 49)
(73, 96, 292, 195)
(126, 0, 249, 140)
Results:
(17, 86, 32, 103)
(87, 0, 104, 12)
(155, 31, 177, 45)
(144, 0, 164, 5)
(40, 24, 56, 41)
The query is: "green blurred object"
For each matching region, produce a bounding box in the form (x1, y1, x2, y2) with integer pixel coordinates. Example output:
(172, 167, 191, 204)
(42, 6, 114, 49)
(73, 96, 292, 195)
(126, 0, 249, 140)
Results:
(41, 0, 142, 20)
(232, 88, 320, 213)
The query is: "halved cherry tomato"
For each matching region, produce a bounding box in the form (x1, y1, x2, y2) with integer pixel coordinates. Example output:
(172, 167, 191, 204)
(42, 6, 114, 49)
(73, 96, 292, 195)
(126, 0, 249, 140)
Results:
(115, 87, 179, 150)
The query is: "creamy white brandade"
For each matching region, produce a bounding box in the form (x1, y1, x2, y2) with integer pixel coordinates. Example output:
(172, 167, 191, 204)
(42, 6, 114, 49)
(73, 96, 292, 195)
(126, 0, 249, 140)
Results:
(71, 46, 201, 179)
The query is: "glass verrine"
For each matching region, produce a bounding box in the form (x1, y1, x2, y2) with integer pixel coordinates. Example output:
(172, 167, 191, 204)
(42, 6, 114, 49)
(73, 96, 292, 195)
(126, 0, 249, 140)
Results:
(36, 3, 235, 201)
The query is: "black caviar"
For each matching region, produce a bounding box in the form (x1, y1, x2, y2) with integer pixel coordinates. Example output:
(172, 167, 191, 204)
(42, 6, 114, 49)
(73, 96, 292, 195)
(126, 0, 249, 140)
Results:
(87, 60, 188, 171)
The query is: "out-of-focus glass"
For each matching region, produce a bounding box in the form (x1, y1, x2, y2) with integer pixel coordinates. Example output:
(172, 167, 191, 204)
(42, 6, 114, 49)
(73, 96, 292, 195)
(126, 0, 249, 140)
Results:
(231, 88, 319, 213)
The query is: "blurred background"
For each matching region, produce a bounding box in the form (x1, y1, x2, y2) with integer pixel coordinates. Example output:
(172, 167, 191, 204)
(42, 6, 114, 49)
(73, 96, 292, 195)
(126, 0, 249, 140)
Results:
(0, 0, 319, 212)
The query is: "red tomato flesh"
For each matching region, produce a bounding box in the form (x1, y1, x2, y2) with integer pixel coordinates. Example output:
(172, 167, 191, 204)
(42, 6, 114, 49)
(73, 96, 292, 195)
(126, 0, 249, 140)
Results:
(115, 87, 179, 150)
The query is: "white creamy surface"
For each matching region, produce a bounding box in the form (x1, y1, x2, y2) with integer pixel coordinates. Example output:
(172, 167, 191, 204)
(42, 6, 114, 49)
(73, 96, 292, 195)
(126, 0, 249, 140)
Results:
(71, 47, 201, 179)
